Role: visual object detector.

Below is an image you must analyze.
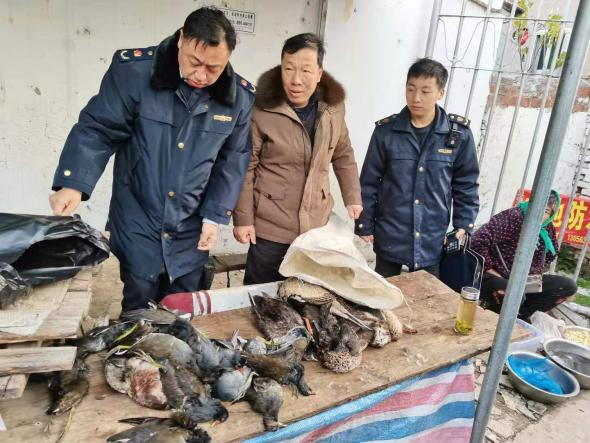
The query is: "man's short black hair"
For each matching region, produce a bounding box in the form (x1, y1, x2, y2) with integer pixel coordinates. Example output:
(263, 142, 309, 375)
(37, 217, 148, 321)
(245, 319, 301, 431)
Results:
(281, 33, 325, 67)
(182, 7, 236, 52)
(407, 58, 448, 89)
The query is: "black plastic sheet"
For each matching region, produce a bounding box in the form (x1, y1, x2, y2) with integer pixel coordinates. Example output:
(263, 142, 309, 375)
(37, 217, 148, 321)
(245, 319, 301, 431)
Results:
(0, 213, 110, 292)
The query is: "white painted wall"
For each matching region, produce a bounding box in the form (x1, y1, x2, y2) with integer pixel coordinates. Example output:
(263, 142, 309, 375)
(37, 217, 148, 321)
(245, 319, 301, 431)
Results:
(476, 106, 585, 223)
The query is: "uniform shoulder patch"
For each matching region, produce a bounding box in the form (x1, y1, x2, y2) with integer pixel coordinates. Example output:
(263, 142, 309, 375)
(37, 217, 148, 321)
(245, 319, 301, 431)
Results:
(118, 47, 155, 63)
(375, 114, 397, 126)
(448, 113, 471, 128)
(236, 74, 256, 94)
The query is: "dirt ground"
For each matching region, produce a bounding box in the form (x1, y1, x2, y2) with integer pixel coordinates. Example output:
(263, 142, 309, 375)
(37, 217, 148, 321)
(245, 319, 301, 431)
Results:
(88, 256, 589, 442)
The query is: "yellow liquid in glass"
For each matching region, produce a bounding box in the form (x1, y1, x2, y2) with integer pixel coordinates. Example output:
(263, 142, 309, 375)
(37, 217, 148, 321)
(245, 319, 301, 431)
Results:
(454, 298, 477, 335)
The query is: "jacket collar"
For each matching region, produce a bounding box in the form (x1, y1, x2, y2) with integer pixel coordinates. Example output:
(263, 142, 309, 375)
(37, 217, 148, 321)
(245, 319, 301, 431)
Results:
(150, 30, 236, 107)
(392, 105, 450, 134)
(254, 65, 345, 112)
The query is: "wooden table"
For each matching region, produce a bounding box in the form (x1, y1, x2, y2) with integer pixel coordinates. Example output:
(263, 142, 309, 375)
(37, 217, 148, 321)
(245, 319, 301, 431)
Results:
(0, 271, 526, 442)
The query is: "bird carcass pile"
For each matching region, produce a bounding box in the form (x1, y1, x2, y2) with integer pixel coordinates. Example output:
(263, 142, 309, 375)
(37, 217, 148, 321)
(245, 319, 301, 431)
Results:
(258, 277, 411, 373)
(46, 304, 312, 441)
(45, 277, 410, 441)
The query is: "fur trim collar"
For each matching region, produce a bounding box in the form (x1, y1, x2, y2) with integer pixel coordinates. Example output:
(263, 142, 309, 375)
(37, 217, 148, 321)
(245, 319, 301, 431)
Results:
(150, 30, 236, 106)
(254, 65, 345, 109)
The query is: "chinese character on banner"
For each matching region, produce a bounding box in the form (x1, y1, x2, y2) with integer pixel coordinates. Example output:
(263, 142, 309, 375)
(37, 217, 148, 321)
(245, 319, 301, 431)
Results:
(514, 189, 590, 246)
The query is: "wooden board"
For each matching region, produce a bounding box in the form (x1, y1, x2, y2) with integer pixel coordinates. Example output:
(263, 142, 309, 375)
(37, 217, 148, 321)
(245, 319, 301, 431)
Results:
(0, 347, 77, 375)
(0, 271, 526, 442)
(210, 253, 248, 273)
(0, 341, 42, 400)
(550, 304, 590, 327)
(0, 269, 93, 344)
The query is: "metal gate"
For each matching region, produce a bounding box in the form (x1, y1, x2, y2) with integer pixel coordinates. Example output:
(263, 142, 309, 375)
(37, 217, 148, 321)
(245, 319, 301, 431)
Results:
(426, 0, 589, 278)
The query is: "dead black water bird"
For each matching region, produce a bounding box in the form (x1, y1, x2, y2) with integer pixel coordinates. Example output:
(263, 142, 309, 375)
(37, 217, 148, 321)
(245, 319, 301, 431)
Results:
(120, 304, 180, 328)
(46, 357, 90, 415)
(243, 353, 312, 396)
(245, 377, 285, 432)
(107, 417, 211, 443)
(72, 321, 137, 358)
(212, 366, 254, 402)
(167, 318, 243, 377)
(173, 394, 229, 428)
(159, 361, 208, 407)
(249, 293, 304, 340)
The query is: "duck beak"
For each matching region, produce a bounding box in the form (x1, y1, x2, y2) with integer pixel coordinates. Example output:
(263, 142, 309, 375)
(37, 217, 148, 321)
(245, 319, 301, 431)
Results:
(211, 420, 221, 427)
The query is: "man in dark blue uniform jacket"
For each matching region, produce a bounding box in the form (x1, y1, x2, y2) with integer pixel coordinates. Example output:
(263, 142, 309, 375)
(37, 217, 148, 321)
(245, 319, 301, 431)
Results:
(356, 58, 479, 278)
(49, 8, 255, 310)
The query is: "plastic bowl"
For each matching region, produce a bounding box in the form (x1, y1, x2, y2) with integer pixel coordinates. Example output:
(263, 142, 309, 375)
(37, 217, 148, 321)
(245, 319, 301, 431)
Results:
(544, 338, 590, 390)
(506, 351, 580, 403)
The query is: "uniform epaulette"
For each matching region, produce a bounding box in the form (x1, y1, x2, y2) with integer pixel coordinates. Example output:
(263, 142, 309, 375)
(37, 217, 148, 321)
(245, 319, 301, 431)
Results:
(118, 47, 155, 63)
(375, 114, 397, 126)
(448, 113, 470, 128)
(236, 74, 256, 94)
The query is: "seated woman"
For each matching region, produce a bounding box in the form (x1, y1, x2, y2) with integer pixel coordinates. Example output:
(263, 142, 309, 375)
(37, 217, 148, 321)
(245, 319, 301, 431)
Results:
(471, 190, 577, 321)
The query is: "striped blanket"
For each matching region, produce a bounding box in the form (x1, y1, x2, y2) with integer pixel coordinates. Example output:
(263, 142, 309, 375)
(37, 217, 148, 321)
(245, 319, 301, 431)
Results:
(245, 359, 475, 443)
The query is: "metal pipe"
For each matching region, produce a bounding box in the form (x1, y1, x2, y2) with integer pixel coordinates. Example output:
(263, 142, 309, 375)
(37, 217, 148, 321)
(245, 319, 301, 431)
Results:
(465, 0, 494, 116)
(442, 65, 590, 78)
(444, 0, 469, 109)
(439, 14, 573, 23)
(516, 0, 574, 205)
(477, 1, 520, 165)
(574, 228, 590, 280)
(471, 2, 590, 442)
(425, 0, 443, 57)
(489, 0, 546, 216)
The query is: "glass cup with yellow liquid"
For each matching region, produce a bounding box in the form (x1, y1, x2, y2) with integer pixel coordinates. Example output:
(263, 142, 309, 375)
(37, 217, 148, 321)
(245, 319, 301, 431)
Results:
(454, 286, 480, 335)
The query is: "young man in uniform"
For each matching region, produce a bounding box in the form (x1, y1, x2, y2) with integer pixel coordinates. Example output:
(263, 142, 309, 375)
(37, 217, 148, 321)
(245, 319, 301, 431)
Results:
(356, 58, 479, 278)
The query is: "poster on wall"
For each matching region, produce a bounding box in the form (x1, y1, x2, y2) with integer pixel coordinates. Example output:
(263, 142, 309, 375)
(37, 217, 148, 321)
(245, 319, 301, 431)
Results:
(516, 189, 590, 246)
(220, 8, 255, 33)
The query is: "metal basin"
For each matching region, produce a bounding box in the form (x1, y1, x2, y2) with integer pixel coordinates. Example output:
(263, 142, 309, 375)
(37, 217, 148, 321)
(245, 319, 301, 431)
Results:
(544, 338, 590, 390)
(506, 351, 580, 403)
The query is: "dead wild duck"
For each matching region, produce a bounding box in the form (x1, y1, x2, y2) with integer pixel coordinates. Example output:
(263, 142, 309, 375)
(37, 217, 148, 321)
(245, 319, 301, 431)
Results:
(243, 353, 312, 396)
(245, 376, 286, 432)
(249, 292, 304, 340)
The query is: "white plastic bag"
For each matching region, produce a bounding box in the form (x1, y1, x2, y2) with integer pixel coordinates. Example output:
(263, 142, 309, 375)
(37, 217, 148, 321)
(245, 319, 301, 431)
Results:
(530, 311, 566, 340)
(279, 215, 404, 310)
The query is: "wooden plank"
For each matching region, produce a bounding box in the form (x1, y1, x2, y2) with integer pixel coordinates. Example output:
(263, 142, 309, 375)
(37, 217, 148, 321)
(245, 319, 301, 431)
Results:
(0, 274, 93, 344)
(0, 341, 42, 400)
(211, 253, 248, 273)
(0, 347, 76, 375)
(554, 304, 590, 327)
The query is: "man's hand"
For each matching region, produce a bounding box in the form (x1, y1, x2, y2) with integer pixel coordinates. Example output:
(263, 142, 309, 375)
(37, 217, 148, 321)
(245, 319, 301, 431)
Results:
(233, 225, 256, 245)
(49, 188, 82, 216)
(197, 223, 218, 251)
(455, 228, 466, 241)
(346, 205, 363, 220)
(360, 235, 374, 243)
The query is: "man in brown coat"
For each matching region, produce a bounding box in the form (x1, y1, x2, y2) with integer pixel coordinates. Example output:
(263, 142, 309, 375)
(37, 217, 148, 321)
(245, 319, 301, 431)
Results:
(233, 33, 362, 285)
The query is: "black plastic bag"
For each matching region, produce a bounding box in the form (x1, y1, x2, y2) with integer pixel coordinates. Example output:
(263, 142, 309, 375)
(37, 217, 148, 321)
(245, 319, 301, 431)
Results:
(0, 213, 110, 287)
(0, 262, 32, 309)
(439, 235, 485, 293)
